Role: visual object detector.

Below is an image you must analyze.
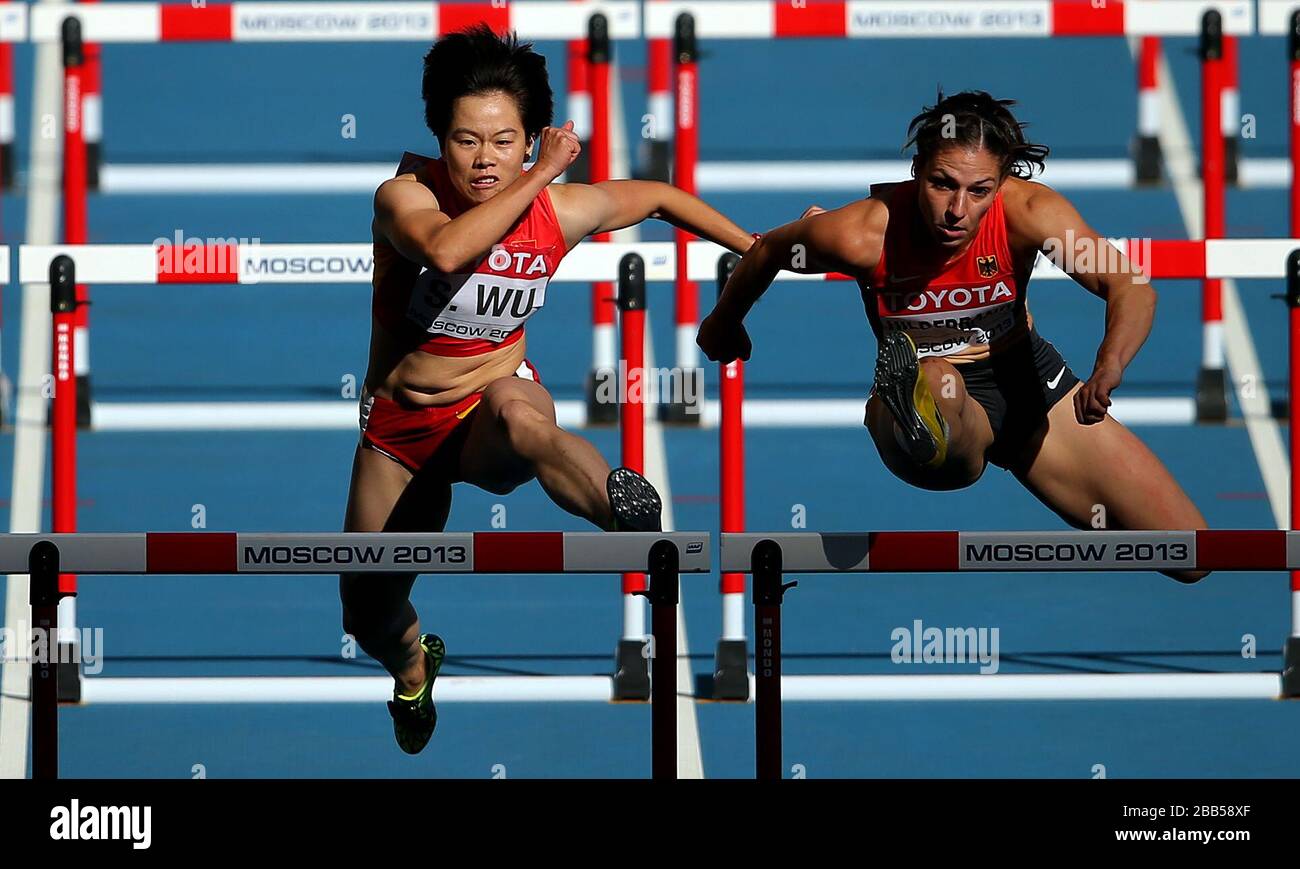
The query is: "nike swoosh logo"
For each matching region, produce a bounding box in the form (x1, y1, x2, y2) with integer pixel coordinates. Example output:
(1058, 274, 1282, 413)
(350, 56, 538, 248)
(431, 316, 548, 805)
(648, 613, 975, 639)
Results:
(1046, 366, 1066, 390)
(886, 273, 928, 286)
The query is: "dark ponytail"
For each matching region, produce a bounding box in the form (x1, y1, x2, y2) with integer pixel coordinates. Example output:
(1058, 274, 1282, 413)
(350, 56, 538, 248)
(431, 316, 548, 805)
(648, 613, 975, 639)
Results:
(904, 90, 1048, 180)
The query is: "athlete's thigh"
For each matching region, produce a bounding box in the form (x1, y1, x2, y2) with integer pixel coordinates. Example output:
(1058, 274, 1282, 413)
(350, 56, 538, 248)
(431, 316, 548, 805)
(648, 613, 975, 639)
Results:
(345, 444, 410, 533)
(457, 377, 558, 487)
(1009, 385, 1206, 531)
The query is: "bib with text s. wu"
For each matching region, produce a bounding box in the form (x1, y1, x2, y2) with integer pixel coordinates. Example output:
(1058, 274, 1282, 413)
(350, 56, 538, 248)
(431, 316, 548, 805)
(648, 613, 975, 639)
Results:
(405, 240, 557, 344)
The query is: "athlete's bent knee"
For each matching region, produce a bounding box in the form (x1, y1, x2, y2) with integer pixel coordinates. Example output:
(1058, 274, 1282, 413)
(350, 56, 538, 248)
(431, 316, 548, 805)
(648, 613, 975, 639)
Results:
(497, 399, 553, 455)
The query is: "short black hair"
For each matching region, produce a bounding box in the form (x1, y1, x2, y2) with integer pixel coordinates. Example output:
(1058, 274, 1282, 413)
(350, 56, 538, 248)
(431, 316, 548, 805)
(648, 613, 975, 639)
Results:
(421, 24, 554, 147)
(904, 90, 1049, 180)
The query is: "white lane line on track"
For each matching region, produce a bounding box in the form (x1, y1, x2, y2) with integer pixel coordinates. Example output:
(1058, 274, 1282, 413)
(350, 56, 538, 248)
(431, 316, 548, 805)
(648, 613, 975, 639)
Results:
(605, 59, 704, 780)
(71, 671, 1280, 703)
(1150, 42, 1291, 528)
(79, 676, 617, 704)
(1, 11, 62, 780)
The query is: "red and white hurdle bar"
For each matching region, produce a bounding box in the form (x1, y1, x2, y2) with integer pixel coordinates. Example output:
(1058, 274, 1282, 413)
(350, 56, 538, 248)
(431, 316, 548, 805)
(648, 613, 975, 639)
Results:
(23, 236, 1300, 287)
(17, 234, 1298, 433)
(15, 531, 707, 780)
(20, 234, 1289, 431)
(30, 246, 671, 704)
(721, 531, 1300, 780)
(9, 2, 641, 42)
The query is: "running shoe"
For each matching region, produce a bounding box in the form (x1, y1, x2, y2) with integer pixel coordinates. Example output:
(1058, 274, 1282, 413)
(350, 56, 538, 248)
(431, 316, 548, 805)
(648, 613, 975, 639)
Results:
(606, 467, 663, 532)
(387, 633, 445, 755)
(872, 330, 949, 468)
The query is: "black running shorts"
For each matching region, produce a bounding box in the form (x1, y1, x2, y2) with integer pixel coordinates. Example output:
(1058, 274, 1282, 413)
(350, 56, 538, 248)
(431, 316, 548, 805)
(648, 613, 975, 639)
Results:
(955, 329, 1081, 467)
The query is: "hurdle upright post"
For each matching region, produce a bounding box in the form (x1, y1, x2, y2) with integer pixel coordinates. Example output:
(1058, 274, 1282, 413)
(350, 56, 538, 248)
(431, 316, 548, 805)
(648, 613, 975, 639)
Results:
(61, 16, 93, 430)
(1133, 36, 1163, 185)
(0, 40, 11, 190)
(565, 1, 592, 185)
(1285, 249, 1300, 698)
(714, 253, 750, 700)
(1290, 13, 1300, 241)
(30, 540, 61, 780)
(646, 539, 679, 779)
(81, 0, 102, 191)
(49, 255, 82, 703)
(640, 0, 673, 182)
(753, 538, 794, 781)
(584, 13, 619, 426)
(1197, 10, 1228, 422)
(1222, 33, 1239, 187)
(613, 253, 651, 700)
(665, 12, 703, 424)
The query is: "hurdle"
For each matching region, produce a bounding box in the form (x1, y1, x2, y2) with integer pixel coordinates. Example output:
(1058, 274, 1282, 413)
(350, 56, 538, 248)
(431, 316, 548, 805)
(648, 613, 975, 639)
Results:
(11, 529, 708, 780)
(20, 241, 688, 703)
(19, 236, 1267, 431)
(700, 238, 1300, 698)
(721, 530, 1300, 780)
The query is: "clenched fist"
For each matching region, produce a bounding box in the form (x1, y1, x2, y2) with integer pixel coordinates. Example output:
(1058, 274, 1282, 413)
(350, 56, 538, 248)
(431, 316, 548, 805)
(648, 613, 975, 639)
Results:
(533, 121, 582, 182)
(697, 309, 752, 364)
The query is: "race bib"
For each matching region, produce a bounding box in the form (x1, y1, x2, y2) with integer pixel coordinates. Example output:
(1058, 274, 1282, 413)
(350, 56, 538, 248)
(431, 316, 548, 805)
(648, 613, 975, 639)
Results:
(875, 279, 1019, 356)
(406, 242, 554, 343)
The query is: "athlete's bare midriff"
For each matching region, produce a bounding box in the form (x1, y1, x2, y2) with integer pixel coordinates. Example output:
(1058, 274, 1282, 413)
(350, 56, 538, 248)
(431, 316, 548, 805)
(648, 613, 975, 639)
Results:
(365, 319, 528, 406)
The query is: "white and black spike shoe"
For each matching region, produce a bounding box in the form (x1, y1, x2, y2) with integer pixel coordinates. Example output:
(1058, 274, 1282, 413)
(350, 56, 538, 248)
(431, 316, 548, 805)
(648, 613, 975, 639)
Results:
(606, 467, 663, 532)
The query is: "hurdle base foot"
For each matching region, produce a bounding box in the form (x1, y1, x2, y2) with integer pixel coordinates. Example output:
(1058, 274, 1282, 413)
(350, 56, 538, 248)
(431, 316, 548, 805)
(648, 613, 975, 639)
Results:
(87, 141, 102, 192)
(1195, 367, 1228, 423)
(712, 638, 750, 701)
(585, 369, 618, 427)
(1283, 636, 1300, 698)
(1133, 136, 1163, 186)
(661, 368, 703, 425)
(76, 375, 93, 429)
(57, 643, 81, 703)
(612, 639, 651, 701)
(0, 143, 12, 190)
(636, 140, 672, 183)
(0, 370, 12, 427)
(1223, 136, 1238, 187)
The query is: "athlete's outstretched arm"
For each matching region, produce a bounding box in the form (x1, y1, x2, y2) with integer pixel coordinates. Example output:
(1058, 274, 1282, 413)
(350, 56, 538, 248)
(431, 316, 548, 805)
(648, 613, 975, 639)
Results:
(375, 123, 581, 274)
(697, 200, 878, 363)
(1015, 184, 1157, 424)
(550, 179, 754, 253)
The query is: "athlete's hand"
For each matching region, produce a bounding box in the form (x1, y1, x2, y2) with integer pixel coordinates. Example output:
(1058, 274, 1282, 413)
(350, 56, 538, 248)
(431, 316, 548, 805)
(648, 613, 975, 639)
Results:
(800, 205, 827, 219)
(1075, 362, 1122, 424)
(533, 121, 582, 181)
(697, 308, 752, 364)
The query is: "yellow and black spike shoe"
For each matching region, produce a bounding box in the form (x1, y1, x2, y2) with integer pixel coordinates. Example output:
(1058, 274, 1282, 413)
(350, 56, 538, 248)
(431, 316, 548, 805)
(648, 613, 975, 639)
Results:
(872, 330, 949, 468)
(387, 633, 445, 755)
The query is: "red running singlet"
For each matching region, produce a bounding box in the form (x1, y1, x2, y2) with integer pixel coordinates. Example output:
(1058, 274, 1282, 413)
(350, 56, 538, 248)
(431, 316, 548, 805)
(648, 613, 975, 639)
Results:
(372, 152, 570, 357)
(865, 180, 1033, 364)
